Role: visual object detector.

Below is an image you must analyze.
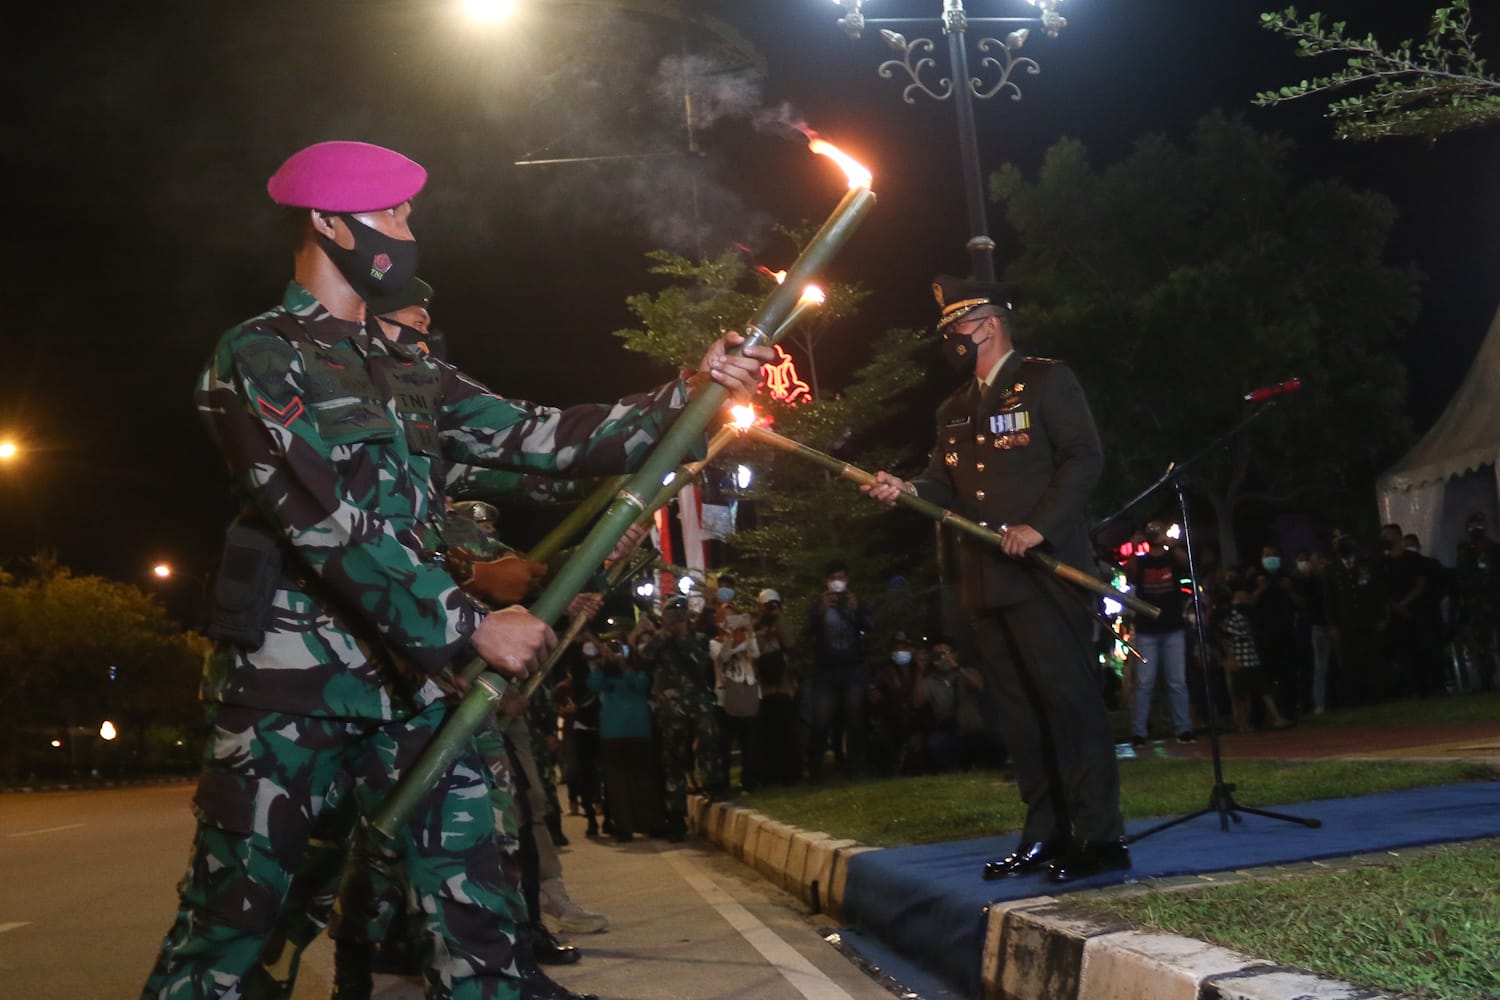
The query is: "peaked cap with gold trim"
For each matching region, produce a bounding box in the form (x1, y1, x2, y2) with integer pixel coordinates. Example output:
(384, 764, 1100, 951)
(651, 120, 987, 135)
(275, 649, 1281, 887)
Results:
(932, 274, 1012, 332)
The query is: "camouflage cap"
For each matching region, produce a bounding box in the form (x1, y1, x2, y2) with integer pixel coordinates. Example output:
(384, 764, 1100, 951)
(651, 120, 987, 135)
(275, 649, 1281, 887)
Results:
(367, 276, 434, 318)
(454, 500, 498, 523)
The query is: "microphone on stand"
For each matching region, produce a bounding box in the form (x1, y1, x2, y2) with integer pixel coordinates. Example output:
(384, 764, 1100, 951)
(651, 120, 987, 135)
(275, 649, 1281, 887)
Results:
(1243, 377, 1303, 404)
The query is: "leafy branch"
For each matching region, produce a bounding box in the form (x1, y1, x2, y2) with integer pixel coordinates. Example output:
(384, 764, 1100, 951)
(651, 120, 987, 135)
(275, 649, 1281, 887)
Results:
(1255, 2, 1500, 139)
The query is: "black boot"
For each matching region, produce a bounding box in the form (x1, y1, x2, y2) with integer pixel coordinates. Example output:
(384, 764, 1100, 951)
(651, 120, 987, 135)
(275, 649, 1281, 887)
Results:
(520, 964, 599, 1000)
(329, 939, 374, 1000)
(545, 812, 570, 847)
(528, 921, 581, 966)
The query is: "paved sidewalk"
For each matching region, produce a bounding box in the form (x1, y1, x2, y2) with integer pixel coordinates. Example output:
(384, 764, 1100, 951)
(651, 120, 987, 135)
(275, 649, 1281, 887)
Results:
(293, 811, 891, 1000)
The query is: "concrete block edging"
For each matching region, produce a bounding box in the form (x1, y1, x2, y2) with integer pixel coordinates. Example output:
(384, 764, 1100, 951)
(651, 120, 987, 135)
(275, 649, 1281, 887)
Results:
(685, 796, 1384, 1000)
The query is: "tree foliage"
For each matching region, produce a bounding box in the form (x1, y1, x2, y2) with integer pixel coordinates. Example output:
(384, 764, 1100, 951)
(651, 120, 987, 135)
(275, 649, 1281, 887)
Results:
(1256, 2, 1500, 140)
(989, 113, 1419, 563)
(612, 247, 933, 630)
(0, 557, 204, 780)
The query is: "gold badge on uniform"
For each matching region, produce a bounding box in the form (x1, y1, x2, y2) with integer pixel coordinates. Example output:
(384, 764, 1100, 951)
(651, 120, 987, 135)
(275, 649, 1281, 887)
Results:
(945, 451, 959, 466)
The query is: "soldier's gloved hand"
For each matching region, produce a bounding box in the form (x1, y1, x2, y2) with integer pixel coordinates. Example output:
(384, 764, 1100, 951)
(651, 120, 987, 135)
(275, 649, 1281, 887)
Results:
(568, 593, 604, 620)
(861, 470, 907, 507)
(699, 331, 775, 401)
(466, 555, 549, 606)
(608, 522, 650, 563)
(472, 606, 557, 678)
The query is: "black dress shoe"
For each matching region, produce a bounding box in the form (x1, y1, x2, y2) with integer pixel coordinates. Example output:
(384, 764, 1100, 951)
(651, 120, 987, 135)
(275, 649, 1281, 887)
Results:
(520, 965, 599, 1000)
(982, 839, 1066, 880)
(1046, 839, 1132, 883)
(528, 922, 582, 966)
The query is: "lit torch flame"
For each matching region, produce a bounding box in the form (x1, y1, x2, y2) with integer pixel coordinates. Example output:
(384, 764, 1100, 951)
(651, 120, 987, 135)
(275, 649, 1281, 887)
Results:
(807, 135, 872, 190)
(731, 405, 758, 430)
(800, 285, 826, 306)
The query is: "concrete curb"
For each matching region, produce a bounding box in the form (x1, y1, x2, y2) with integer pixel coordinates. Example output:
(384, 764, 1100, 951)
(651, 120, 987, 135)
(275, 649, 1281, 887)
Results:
(687, 795, 1390, 1000)
(1, 775, 195, 795)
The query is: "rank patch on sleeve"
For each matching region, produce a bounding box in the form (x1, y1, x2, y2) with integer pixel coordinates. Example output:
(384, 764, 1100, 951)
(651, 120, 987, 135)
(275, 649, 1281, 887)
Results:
(257, 395, 305, 427)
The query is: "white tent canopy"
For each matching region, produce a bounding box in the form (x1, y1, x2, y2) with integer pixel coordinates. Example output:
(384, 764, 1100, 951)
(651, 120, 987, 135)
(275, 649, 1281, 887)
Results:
(1378, 302, 1500, 565)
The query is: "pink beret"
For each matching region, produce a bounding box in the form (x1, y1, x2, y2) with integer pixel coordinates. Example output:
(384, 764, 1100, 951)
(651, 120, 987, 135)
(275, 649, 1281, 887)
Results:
(267, 140, 427, 212)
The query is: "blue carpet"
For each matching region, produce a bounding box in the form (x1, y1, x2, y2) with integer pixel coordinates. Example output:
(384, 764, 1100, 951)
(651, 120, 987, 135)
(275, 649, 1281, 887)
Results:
(839, 780, 1500, 998)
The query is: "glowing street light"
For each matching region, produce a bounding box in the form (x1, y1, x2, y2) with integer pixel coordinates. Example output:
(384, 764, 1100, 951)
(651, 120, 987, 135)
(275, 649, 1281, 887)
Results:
(153, 563, 173, 579)
(465, 0, 516, 21)
(0, 440, 16, 461)
(99, 721, 118, 741)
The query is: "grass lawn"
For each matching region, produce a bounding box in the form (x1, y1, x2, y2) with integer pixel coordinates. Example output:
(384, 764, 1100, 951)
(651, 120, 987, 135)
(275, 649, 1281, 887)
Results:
(737, 696, 1499, 997)
(741, 758, 1495, 847)
(1294, 690, 1500, 729)
(743, 692, 1500, 845)
(1071, 838, 1500, 1000)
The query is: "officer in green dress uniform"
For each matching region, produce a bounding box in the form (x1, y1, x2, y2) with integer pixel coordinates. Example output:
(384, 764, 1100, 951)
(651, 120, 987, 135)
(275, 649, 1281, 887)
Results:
(862, 275, 1128, 884)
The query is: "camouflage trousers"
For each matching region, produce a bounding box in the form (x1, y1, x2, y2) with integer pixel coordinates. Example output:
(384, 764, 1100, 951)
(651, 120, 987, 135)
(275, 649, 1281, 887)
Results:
(655, 696, 723, 818)
(141, 701, 522, 1000)
(241, 720, 524, 1000)
(527, 694, 564, 828)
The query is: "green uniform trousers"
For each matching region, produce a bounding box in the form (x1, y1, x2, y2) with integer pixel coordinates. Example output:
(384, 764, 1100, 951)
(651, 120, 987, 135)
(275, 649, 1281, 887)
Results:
(141, 700, 521, 1000)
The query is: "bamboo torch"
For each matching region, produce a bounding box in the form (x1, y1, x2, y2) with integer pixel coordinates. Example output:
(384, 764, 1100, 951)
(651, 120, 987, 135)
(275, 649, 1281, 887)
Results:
(371, 143, 873, 837)
(523, 474, 628, 564)
(509, 413, 753, 699)
(742, 424, 1161, 620)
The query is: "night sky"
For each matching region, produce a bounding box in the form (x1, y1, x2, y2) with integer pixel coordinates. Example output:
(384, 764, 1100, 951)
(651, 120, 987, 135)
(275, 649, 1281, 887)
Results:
(3, 0, 1497, 592)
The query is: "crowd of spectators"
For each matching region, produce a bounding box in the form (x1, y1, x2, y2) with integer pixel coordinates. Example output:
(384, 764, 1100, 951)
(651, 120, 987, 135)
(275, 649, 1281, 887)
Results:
(523, 515, 1500, 841)
(1116, 513, 1500, 742)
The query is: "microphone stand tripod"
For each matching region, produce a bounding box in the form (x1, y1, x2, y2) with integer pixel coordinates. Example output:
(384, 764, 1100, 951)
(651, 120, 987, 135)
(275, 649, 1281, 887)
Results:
(1095, 401, 1322, 840)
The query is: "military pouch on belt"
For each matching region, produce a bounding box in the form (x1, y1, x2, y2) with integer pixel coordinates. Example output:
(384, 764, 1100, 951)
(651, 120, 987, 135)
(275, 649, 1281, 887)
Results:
(206, 523, 283, 649)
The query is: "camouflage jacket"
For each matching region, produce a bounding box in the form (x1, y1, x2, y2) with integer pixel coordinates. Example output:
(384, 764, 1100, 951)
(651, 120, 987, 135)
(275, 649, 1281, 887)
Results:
(196, 282, 692, 720)
(445, 464, 599, 508)
(647, 633, 715, 709)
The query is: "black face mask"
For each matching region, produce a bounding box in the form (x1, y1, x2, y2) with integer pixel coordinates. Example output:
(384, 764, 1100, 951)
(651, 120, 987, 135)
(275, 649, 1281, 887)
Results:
(318, 213, 418, 301)
(940, 331, 980, 376)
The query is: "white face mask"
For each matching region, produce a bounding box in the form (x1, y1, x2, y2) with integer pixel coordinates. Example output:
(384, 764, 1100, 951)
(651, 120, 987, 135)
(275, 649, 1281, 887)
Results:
(828, 578, 848, 593)
(891, 650, 912, 665)
(581, 643, 599, 658)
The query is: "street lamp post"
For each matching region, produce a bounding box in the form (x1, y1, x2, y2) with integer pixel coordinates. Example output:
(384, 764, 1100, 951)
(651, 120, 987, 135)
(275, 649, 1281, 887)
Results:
(832, 0, 1067, 282)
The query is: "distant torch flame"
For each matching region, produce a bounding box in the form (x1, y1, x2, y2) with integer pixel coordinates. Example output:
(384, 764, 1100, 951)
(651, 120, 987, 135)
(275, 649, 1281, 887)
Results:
(800, 285, 826, 306)
(731, 405, 758, 430)
(808, 137, 872, 190)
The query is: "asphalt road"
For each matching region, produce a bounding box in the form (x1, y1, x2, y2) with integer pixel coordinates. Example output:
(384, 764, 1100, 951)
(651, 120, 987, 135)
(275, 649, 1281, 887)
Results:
(0, 784, 892, 1000)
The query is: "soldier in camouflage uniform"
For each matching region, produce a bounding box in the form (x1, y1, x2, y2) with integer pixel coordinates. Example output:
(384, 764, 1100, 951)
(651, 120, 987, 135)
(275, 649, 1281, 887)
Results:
(648, 596, 724, 839)
(144, 140, 770, 1000)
